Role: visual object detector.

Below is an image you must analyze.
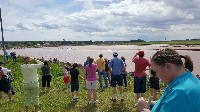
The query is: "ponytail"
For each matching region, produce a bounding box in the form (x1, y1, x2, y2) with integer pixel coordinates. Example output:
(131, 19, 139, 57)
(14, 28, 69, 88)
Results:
(180, 55, 193, 72)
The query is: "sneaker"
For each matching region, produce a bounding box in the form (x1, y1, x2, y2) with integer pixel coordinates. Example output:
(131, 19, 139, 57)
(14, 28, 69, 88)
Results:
(110, 98, 116, 102)
(72, 98, 77, 102)
(93, 100, 98, 104)
(87, 101, 92, 104)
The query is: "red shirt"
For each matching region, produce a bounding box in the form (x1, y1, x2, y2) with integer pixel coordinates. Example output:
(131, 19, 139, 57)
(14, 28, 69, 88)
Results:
(132, 57, 151, 77)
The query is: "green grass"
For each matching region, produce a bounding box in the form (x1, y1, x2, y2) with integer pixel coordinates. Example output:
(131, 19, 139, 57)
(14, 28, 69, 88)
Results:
(0, 56, 164, 112)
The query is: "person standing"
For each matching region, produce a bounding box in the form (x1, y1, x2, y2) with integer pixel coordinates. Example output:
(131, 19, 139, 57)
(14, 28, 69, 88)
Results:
(132, 50, 151, 100)
(69, 63, 80, 101)
(149, 70, 159, 101)
(109, 51, 125, 102)
(0, 62, 13, 102)
(104, 58, 111, 86)
(21, 57, 44, 112)
(84, 58, 98, 104)
(41, 61, 52, 93)
(96, 53, 109, 89)
(137, 48, 200, 112)
(63, 65, 70, 90)
(121, 56, 127, 89)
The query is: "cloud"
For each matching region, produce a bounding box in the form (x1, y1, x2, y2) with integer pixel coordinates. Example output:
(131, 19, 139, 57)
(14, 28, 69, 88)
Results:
(0, 0, 200, 41)
(15, 22, 33, 31)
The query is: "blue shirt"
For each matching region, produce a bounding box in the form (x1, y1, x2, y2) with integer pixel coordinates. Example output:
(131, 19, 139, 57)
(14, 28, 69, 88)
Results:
(108, 57, 125, 75)
(151, 71, 200, 112)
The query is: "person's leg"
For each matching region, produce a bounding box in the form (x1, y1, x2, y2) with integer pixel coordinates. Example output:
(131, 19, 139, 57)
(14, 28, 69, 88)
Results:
(75, 91, 79, 99)
(107, 73, 111, 86)
(153, 89, 157, 101)
(25, 106, 29, 112)
(87, 90, 91, 103)
(72, 91, 75, 98)
(47, 75, 51, 92)
(117, 75, 124, 101)
(112, 87, 116, 99)
(150, 88, 153, 97)
(93, 89, 97, 101)
(119, 86, 123, 99)
(75, 82, 79, 99)
(0, 91, 2, 99)
(102, 71, 109, 87)
(98, 72, 103, 88)
(111, 75, 117, 101)
(24, 84, 31, 112)
(34, 105, 39, 112)
(136, 93, 140, 100)
(7, 90, 12, 101)
(123, 74, 127, 88)
(32, 83, 40, 112)
(71, 83, 76, 100)
(134, 77, 141, 100)
(41, 76, 46, 93)
(141, 76, 146, 97)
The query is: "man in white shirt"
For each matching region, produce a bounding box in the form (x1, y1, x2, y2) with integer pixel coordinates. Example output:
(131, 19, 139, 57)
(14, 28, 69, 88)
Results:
(21, 57, 43, 112)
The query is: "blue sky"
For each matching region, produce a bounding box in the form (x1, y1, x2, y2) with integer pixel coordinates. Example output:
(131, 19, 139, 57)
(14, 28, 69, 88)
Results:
(0, 0, 200, 41)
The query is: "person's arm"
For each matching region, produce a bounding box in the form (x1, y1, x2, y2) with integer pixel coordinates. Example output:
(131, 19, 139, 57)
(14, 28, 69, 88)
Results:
(137, 97, 151, 112)
(84, 69, 86, 81)
(31, 57, 44, 68)
(132, 53, 138, 62)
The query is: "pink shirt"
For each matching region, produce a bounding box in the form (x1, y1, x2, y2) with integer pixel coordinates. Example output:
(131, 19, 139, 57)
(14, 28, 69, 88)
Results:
(132, 57, 151, 77)
(63, 69, 69, 77)
(85, 64, 97, 81)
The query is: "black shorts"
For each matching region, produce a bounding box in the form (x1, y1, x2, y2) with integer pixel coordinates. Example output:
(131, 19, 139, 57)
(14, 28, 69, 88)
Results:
(149, 77, 159, 90)
(134, 76, 146, 93)
(0, 76, 12, 93)
(42, 75, 52, 87)
(111, 75, 123, 87)
(71, 82, 79, 92)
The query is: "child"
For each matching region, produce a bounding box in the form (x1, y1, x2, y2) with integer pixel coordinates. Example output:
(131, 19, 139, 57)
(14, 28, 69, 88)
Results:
(63, 65, 70, 90)
(84, 58, 98, 104)
(149, 70, 159, 101)
(69, 63, 80, 101)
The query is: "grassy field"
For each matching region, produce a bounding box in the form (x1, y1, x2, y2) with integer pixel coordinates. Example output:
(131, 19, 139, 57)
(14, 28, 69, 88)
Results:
(0, 56, 164, 112)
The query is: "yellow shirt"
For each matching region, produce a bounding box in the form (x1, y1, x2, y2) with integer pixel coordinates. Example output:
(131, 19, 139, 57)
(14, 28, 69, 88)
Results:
(96, 58, 105, 72)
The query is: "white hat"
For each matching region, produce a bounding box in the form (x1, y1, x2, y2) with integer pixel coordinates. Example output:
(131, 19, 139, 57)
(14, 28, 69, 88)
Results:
(113, 51, 118, 56)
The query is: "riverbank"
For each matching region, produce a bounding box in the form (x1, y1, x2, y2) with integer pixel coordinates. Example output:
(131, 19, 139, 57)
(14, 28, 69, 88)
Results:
(0, 55, 165, 112)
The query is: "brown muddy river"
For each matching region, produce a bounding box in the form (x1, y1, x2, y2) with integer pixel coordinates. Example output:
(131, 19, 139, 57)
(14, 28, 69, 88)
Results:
(2, 45, 200, 75)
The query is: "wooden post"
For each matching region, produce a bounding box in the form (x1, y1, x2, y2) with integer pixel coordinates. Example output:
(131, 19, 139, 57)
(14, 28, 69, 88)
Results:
(0, 8, 6, 65)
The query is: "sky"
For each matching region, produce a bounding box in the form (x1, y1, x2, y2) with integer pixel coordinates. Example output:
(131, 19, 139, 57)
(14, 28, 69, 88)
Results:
(0, 0, 200, 41)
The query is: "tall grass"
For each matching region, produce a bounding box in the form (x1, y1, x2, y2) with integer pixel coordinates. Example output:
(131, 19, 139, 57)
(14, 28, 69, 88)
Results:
(0, 55, 164, 112)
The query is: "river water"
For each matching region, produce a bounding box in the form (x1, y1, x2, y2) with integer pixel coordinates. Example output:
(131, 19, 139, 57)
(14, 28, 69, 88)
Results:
(1, 45, 200, 75)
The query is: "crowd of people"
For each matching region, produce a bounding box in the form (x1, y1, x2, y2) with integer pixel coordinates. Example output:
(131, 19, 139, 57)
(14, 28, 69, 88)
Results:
(0, 48, 200, 112)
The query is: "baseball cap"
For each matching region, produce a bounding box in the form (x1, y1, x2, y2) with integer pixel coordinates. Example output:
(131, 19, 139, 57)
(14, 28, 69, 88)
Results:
(138, 50, 144, 56)
(113, 51, 118, 56)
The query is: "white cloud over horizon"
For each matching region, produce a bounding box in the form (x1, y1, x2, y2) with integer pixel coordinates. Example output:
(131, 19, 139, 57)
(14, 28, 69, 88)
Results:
(0, 0, 200, 41)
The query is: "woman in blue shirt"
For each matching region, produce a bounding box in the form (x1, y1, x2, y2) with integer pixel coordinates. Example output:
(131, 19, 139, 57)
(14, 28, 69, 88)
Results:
(137, 48, 200, 112)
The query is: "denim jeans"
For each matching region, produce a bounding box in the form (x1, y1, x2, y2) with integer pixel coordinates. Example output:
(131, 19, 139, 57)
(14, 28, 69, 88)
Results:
(98, 70, 108, 88)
